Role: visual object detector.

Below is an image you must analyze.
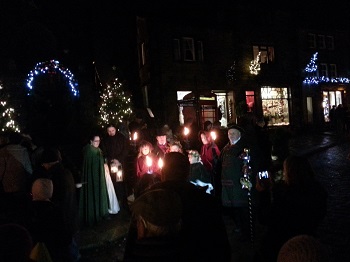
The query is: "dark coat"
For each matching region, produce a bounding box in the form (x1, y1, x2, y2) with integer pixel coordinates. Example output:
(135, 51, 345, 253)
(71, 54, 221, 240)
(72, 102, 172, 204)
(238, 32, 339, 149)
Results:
(255, 180, 328, 262)
(149, 181, 231, 261)
(220, 137, 251, 207)
(100, 132, 129, 165)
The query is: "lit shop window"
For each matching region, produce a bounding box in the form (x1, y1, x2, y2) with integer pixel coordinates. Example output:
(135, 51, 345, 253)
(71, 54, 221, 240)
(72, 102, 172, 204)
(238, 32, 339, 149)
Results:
(261, 87, 290, 126)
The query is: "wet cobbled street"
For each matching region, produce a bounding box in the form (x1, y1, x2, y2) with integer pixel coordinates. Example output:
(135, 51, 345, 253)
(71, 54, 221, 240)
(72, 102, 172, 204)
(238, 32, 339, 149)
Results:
(309, 143, 350, 262)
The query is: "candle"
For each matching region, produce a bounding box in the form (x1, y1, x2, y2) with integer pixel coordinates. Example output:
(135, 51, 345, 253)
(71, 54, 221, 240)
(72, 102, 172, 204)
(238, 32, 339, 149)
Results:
(146, 155, 153, 174)
(210, 131, 216, 141)
(116, 170, 123, 181)
(158, 158, 163, 170)
(133, 132, 138, 141)
(184, 127, 189, 137)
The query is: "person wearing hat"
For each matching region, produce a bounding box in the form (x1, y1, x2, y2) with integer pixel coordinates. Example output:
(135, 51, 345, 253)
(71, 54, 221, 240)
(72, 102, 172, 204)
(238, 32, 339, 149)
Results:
(152, 127, 170, 159)
(219, 123, 252, 241)
(36, 147, 80, 261)
(124, 189, 183, 261)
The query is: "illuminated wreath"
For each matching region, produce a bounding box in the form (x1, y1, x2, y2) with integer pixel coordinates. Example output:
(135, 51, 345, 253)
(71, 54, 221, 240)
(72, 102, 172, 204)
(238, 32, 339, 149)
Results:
(26, 60, 79, 97)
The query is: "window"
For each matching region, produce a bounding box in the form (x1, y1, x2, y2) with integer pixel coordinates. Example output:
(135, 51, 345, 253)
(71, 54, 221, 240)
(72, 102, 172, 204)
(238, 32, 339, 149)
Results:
(330, 64, 337, 78)
(182, 37, 195, 61)
(245, 91, 255, 112)
(261, 87, 290, 126)
(318, 35, 326, 49)
(308, 33, 316, 48)
(173, 37, 203, 62)
(173, 39, 181, 61)
(197, 41, 204, 62)
(253, 45, 274, 64)
(326, 36, 334, 50)
(319, 63, 328, 77)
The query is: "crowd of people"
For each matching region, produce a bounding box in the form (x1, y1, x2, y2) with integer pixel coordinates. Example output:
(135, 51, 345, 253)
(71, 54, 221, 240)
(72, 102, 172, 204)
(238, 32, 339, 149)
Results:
(0, 113, 330, 261)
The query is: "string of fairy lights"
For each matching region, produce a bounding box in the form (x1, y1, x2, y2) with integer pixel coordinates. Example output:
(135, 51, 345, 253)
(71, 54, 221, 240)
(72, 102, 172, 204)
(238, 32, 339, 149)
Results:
(303, 52, 350, 84)
(26, 60, 79, 96)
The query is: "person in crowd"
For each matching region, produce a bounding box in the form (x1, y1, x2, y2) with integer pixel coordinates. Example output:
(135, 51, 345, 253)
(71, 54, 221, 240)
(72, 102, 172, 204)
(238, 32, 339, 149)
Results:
(161, 124, 175, 144)
(100, 123, 130, 211)
(187, 150, 213, 194)
(335, 103, 346, 135)
(0, 223, 33, 262)
(124, 188, 183, 261)
(28, 178, 78, 261)
(182, 117, 201, 151)
(147, 152, 231, 261)
(253, 117, 272, 172)
(168, 140, 184, 154)
(118, 117, 131, 140)
(277, 234, 329, 262)
(203, 120, 213, 131)
(152, 128, 170, 159)
(329, 105, 337, 130)
(39, 147, 80, 259)
(136, 140, 160, 179)
(133, 172, 161, 199)
(0, 131, 33, 194)
(254, 155, 328, 262)
(219, 123, 253, 241)
(79, 135, 109, 227)
(198, 130, 221, 196)
(0, 132, 34, 226)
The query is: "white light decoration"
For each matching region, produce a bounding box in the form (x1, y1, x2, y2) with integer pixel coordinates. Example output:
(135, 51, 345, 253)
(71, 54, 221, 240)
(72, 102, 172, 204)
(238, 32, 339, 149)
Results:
(249, 52, 261, 75)
(0, 82, 20, 132)
(26, 60, 79, 96)
(98, 78, 133, 128)
(303, 52, 350, 84)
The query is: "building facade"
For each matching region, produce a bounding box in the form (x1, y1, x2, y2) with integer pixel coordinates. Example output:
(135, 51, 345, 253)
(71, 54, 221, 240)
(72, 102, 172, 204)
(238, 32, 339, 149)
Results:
(135, 4, 350, 132)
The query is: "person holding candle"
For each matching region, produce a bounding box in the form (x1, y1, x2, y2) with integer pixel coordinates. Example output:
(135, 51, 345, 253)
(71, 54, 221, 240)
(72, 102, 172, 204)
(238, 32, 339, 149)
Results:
(136, 140, 160, 179)
(198, 130, 221, 197)
(152, 128, 170, 159)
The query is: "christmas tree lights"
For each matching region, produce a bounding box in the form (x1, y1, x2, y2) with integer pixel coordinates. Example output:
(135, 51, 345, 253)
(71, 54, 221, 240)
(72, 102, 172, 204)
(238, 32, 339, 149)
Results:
(0, 82, 20, 132)
(250, 52, 261, 75)
(98, 78, 133, 128)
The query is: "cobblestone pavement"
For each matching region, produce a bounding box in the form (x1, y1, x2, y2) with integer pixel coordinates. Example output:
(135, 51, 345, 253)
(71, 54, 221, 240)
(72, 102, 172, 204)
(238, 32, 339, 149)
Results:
(79, 132, 350, 262)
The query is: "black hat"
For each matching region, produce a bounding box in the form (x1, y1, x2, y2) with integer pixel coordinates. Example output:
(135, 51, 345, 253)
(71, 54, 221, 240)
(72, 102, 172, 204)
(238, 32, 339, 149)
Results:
(41, 147, 62, 164)
(131, 189, 182, 226)
(227, 123, 245, 133)
(156, 128, 167, 136)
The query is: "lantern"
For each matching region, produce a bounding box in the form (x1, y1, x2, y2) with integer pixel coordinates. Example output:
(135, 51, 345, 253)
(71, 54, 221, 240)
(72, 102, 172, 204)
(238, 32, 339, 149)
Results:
(110, 159, 123, 182)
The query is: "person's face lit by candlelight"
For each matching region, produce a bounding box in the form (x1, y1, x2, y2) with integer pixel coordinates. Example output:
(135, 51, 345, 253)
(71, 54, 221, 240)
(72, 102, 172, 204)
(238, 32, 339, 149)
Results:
(141, 145, 151, 156)
(156, 135, 167, 146)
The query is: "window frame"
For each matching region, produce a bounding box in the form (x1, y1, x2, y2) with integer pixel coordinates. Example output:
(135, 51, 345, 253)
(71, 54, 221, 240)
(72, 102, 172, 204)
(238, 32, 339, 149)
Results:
(182, 37, 196, 62)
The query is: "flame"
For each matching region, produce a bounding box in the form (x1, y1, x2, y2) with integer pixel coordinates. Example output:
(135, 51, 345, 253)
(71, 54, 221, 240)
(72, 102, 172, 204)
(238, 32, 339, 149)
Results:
(158, 158, 163, 169)
(210, 131, 216, 141)
(184, 127, 190, 136)
(146, 155, 152, 167)
(133, 132, 138, 140)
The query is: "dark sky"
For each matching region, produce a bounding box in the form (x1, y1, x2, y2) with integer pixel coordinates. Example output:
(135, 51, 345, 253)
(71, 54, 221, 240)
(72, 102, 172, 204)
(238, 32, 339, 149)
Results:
(1, 0, 349, 82)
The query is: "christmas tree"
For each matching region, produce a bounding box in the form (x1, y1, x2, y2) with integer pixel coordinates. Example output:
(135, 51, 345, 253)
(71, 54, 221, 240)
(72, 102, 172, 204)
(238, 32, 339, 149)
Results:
(0, 82, 20, 132)
(98, 78, 133, 128)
